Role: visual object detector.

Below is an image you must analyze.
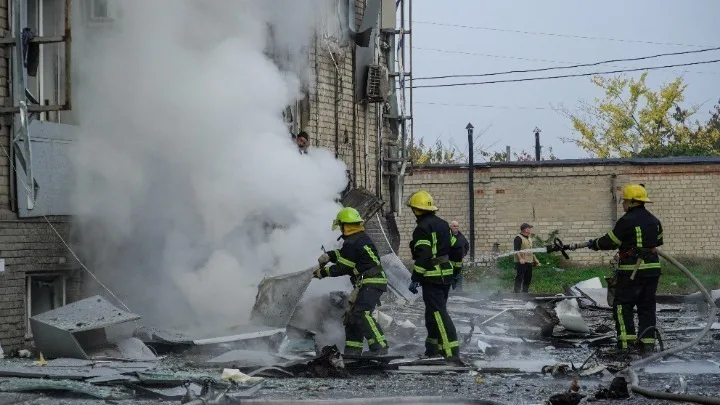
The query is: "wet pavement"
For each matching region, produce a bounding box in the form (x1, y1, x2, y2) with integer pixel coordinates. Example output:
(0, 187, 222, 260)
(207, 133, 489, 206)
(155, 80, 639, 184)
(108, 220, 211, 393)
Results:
(1, 291, 718, 405)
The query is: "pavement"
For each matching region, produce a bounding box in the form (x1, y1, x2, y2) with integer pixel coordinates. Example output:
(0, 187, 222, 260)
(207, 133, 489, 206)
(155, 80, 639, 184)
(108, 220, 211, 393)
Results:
(1, 286, 719, 405)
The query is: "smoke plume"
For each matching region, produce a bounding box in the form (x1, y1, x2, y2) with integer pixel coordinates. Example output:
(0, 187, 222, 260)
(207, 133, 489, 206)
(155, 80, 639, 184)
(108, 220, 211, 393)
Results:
(70, 0, 349, 333)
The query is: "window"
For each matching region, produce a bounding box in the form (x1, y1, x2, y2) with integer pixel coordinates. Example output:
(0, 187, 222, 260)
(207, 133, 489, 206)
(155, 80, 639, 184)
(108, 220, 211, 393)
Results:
(26, 274, 67, 338)
(88, 0, 115, 22)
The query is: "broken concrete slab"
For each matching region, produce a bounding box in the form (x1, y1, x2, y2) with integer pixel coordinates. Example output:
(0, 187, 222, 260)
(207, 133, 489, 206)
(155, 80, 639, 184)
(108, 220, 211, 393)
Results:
(29, 295, 142, 360)
(250, 268, 314, 328)
(380, 253, 419, 302)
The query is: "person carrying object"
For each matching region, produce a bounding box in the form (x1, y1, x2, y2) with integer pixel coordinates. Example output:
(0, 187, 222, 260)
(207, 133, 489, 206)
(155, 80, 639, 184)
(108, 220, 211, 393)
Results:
(585, 184, 663, 354)
(406, 190, 461, 361)
(513, 223, 540, 293)
(313, 207, 389, 356)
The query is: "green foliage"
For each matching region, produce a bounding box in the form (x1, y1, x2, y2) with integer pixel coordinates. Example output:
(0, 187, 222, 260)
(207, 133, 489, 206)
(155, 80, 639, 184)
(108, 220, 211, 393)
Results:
(563, 74, 720, 158)
(482, 147, 559, 162)
(408, 137, 465, 164)
(464, 258, 720, 294)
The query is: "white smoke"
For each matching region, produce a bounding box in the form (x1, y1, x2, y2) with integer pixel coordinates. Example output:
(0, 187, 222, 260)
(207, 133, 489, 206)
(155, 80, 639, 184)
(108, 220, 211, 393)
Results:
(69, 0, 349, 333)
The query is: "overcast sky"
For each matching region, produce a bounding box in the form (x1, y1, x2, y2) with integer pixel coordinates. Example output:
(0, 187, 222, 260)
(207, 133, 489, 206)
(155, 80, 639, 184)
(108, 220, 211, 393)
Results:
(409, 0, 720, 160)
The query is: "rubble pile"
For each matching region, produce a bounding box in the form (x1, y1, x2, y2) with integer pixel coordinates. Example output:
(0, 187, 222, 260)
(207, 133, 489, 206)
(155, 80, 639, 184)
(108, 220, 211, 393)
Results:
(0, 276, 718, 404)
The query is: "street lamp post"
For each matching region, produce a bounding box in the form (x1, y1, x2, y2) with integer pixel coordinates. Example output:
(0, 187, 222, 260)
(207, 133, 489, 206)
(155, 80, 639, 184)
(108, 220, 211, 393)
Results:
(466, 123, 475, 264)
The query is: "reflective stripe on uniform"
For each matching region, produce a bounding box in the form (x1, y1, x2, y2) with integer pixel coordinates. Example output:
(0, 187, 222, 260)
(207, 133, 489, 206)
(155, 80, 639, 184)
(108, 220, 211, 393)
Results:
(450, 235, 457, 246)
(640, 337, 655, 344)
(413, 265, 427, 274)
(346, 340, 364, 348)
(434, 311, 457, 357)
(615, 306, 637, 349)
(426, 338, 438, 345)
(618, 262, 661, 270)
(415, 239, 431, 248)
(431, 232, 438, 257)
(635, 226, 643, 248)
(365, 311, 387, 348)
(607, 230, 621, 245)
(450, 261, 463, 268)
(334, 250, 356, 268)
(364, 245, 381, 265)
(424, 267, 455, 277)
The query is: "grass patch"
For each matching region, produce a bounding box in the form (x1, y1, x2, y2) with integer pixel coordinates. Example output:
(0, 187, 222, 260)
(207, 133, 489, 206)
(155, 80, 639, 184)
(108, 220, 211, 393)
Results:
(463, 253, 720, 295)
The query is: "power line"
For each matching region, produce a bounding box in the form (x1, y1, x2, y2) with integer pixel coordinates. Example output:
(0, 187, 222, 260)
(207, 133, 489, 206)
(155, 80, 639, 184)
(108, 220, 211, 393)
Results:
(413, 46, 720, 81)
(414, 47, 571, 64)
(415, 101, 553, 110)
(412, 59, 720, 89)
(414, 21, 710, 48)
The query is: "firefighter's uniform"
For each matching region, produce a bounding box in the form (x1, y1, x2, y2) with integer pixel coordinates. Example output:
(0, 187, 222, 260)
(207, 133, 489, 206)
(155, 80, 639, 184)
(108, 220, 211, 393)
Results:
(314, 207, 389, 356)
(588, 184, 663, 351)
(406, 190, 461, 359)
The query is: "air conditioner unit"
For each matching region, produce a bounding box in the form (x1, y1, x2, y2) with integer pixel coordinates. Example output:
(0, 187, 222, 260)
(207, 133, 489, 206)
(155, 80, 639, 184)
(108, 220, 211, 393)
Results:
(365, 64, 389, 103)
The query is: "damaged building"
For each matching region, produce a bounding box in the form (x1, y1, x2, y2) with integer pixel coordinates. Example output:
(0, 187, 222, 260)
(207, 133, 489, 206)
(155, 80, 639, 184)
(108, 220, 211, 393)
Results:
(0, 0, 411, 353)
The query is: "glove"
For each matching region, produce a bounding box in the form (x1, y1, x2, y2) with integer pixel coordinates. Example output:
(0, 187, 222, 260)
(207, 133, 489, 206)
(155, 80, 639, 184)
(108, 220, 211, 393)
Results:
(408, 281, 420, 294)
(587, 239, 599, 251)
(313, 267, 326, 279)
(318, 253, 330, 267)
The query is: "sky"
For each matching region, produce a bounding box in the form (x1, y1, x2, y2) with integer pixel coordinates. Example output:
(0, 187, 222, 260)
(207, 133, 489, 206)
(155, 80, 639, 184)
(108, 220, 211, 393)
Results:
(409, 0, 720, 160)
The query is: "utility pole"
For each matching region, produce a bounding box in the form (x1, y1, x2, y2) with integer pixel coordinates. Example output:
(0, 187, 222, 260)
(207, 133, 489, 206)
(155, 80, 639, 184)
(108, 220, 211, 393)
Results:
(505, 145, 511, 162)
(466, 123, 475, 264)
(534, 127, 542, 161)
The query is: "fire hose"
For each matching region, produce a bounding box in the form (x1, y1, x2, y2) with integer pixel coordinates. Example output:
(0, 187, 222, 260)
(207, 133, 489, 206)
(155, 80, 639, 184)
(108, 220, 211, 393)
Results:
(548, 239, 720, 405)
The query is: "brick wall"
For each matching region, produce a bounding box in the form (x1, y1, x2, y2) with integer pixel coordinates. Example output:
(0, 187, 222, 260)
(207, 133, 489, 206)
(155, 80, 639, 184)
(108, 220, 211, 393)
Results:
(307, 0, 393, 204)
(0, 1, 81, 353)
(397, 160, 720, 266)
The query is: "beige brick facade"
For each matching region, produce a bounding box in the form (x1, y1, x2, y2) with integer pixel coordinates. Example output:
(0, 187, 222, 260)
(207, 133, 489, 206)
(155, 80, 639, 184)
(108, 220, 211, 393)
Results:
(306, 0, 393, 204)
(397, 161, 720, 265)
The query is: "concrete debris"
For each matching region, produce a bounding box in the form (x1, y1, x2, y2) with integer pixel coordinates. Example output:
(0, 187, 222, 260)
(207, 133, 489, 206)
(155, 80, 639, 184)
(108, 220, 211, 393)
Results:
(220, 368, 264, 384)
(303, 345, 348, 378)
(541, 363, 571, 377)
(29, 295, 142, 360)
(206, 349, 290, 368)
(554, 299, 591, 334)
(0, 378, 132, 400)
(568, 277, 610, 309)
(394, 320, 416, 342)
(373, 310, 393, 330)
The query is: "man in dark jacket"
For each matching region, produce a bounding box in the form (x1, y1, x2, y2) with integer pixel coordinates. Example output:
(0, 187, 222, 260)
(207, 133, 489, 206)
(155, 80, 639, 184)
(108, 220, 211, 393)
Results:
(586, 184, 663, 353)
(314, 207, 389, 356)
(406, 190, 460, 360)
(449, 221, 470, 292)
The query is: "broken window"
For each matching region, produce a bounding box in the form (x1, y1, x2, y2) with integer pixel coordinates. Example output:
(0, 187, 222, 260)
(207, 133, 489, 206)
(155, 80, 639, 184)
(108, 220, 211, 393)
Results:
(26, 273, 67, 338)
(24, 0, 68, 123)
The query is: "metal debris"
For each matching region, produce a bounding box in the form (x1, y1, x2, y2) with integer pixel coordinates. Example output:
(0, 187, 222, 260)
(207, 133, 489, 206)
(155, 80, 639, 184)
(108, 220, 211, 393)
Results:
(29, 295, 142, 360)
(250, 267, 315, 328)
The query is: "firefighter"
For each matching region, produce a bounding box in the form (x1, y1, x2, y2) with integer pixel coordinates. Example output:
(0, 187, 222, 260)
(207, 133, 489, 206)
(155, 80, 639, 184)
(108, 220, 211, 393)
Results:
(406, 190, 461, 360)
(314, 207, 389, 356)
(586, 184, 663, 353)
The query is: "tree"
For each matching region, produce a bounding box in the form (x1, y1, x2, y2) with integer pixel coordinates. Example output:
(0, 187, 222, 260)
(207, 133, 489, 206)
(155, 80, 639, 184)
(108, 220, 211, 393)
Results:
(482, 147, 558, 162)
(408, 137, 465, 164)
(560, 73, 720, 158)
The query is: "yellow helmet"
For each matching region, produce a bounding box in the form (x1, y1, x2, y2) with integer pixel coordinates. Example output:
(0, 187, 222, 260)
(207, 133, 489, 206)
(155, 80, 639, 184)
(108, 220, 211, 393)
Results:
(407, 190, 438, 211)
(622, 184, 652, 203)
(332, 207, 363, 230)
